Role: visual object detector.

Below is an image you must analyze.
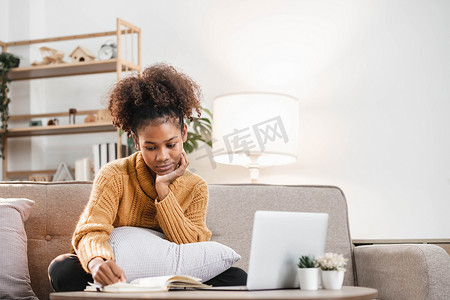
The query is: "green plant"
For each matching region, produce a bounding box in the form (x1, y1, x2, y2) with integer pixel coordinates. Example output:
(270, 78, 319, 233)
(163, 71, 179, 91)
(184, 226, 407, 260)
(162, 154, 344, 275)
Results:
(183, 108, 213, 154)
(297, 255, 317, 268)
(125, 107, 213, 155)
(0, 52, 20, 159)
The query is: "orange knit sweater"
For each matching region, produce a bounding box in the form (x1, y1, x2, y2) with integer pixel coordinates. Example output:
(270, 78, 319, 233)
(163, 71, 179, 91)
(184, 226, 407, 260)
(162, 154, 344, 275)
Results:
(72, 152, 211, 272)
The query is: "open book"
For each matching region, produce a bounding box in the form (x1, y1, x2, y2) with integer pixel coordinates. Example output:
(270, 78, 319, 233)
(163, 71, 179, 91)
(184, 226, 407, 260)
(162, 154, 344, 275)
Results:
(84, 275, 211, 292)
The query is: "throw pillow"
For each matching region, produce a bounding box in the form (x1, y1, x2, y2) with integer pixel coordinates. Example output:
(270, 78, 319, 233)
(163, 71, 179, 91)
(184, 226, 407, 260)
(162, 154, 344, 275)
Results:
(0, 198, 38, 300)
(109, 226, 241, 282)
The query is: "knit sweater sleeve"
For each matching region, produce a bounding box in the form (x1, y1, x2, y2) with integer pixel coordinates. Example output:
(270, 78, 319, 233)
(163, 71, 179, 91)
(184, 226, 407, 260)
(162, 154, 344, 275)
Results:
(155, 180, 211, 244)
(71, 166, 123, 272)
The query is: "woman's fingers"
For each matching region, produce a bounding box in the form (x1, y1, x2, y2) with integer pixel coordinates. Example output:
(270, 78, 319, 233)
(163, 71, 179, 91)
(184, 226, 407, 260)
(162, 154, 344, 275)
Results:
(183, 151, 190, 166)
(178, 151, 189, 171)
(94, 260, 126, 286)
(110, 261, 127, 282)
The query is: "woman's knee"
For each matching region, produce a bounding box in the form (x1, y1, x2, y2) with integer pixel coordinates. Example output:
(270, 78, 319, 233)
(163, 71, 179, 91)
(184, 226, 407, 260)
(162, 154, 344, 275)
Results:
(48, 253, 91, 292)
(48, 254, 74, 279)
(204, 267, 248, 286)
(226, 267, 247, 286)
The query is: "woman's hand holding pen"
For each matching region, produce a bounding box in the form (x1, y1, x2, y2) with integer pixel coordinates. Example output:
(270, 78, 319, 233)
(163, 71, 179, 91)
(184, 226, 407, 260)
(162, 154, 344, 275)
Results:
(88, 257, 126, 286)
(155, 150, 189, 200)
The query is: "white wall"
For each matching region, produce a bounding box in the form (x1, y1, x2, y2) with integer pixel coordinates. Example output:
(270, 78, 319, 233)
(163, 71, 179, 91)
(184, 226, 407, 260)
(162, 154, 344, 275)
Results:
(4, 0, 450, 239)
(0, 1, 8, 41)
(1, 0, 9, 176)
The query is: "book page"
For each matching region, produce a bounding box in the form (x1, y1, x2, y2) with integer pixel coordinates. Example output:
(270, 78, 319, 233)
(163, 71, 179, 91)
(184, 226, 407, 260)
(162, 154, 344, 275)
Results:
(85, 281, 169, 293)
(132, 275, 208, 288)
(131, 275, 174, 288)
(84, 275, 209, 293)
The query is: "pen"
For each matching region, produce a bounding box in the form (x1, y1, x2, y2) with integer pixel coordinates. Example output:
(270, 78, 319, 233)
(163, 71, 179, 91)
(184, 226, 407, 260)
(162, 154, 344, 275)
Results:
(88, 282, 103, 292)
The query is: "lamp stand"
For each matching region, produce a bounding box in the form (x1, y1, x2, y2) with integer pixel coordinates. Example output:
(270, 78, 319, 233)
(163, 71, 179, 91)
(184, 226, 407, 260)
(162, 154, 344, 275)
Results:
(248, 154, 260, 183)
(249, 166, 259, 183)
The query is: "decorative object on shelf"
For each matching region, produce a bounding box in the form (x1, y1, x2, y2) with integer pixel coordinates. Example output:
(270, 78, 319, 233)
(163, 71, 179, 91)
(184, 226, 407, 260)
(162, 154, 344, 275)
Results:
(84, 114, 96, 123)
(0, 51, 20, 159)
(95, 109, 113, 123)
(212, 93, 299, 183)
(69, 108, 77, 124)
(31, 46, 65, 66)
(29, 120, 43, 127)
(316, 253, 348, 290)
(98, 40, 117, 60)
(297, 255, 320, 291)
(69, 46, 96, 63)
(28, 175, 52, 182)
(47, 118, 59, 126)
(52, 162, 74, 182)
(74, 157, 92, 181)
(124, 107, 213, 156)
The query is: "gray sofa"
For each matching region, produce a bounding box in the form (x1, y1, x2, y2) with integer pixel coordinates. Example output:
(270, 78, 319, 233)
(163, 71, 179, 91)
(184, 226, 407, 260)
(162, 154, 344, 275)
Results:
(0, 181, 449, 299)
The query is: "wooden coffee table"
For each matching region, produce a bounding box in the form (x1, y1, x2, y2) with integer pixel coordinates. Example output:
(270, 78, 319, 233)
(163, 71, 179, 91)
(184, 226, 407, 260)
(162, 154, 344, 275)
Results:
(50, 286, 378, 300)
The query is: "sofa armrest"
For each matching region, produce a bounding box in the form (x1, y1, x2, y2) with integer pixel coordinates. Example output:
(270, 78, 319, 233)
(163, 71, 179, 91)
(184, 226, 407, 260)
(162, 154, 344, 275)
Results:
(354, 244, 450, 300)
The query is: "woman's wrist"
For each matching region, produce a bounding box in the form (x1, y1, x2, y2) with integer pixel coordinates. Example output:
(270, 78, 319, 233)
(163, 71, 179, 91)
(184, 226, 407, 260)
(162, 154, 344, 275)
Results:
(155, 183, 169, 200)
(88, 257, 105, 273)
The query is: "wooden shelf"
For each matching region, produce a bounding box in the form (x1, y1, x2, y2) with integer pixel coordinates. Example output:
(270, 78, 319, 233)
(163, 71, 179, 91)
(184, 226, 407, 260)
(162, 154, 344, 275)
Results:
(9, 109, 100, 121)
(1, 18, 141, 181)
(9, 59, 140, 81)
(7, 169, 57, 178)
(4, 122, 117, 137)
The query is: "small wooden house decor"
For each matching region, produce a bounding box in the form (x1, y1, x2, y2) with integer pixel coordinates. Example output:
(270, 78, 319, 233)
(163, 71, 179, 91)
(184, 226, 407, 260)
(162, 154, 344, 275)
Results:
(69, 46, 96, 63)
(28, 175, 53, 182)
(84, 114, 96, 123)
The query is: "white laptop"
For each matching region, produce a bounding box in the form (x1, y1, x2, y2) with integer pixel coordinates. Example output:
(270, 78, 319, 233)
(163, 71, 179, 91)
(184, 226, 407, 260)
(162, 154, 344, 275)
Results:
(207, 210, 328, 290)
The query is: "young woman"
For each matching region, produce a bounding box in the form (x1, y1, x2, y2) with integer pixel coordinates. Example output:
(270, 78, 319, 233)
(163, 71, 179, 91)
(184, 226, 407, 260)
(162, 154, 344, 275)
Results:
(48, 63, 247, 291)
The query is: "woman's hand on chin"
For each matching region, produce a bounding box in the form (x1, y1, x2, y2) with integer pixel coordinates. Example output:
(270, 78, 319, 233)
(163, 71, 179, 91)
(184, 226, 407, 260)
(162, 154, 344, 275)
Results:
(155, 151, 189, 200)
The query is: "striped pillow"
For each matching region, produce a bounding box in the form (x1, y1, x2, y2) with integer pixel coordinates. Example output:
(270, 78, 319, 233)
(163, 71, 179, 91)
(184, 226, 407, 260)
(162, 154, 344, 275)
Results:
(0, 198, 38, 300)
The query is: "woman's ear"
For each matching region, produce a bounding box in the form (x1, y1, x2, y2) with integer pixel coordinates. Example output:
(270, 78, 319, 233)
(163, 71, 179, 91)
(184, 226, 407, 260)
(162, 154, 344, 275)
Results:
(132, 132, 140, 151)
(182, 123, 188, 143)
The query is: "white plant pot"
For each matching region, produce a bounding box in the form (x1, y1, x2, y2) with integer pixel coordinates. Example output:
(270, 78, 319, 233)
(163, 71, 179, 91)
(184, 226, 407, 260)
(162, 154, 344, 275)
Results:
(321, 270, 345, 290)
(297, 268, 320, 290)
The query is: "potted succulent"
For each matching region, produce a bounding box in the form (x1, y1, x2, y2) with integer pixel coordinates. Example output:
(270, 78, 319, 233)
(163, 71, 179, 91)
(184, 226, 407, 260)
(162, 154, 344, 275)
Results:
(0, 52, 20, 159)
(315, 252, 348, 290)
(297, 255, 320, 290)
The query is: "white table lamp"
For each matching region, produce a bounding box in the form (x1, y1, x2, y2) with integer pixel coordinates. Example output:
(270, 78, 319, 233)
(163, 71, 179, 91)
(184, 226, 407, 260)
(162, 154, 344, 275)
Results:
(212, 93, 299, 183)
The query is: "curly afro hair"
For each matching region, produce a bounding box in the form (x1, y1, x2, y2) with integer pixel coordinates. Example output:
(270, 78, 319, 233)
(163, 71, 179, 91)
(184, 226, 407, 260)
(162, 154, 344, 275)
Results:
(108, 63, 202, 135)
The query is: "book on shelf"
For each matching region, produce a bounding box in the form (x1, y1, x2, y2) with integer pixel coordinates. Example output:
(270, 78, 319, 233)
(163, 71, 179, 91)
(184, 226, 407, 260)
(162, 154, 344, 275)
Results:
(107, 142, 129, 162)
(92, 144, 101, 176)
(100, 143, 108, 167)
(92, 143, 129, 176)
(84, 275, 210, 293)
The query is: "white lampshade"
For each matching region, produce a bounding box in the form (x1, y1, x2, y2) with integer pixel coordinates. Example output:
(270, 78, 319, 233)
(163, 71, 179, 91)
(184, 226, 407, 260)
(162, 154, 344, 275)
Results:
(212, 93, 299, 182)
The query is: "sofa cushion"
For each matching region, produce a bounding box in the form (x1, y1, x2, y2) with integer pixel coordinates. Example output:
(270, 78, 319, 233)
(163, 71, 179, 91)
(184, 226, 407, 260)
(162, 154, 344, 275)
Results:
(109, 226, 241, 282)
(0, 198, 38, 300)
(206, 184, 355, 286)
(0, 181, 93, 300)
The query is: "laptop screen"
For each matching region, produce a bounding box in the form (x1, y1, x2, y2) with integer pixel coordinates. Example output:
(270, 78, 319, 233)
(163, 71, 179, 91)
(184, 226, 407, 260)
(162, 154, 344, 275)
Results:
(246, 211, 328, 290)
